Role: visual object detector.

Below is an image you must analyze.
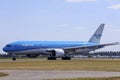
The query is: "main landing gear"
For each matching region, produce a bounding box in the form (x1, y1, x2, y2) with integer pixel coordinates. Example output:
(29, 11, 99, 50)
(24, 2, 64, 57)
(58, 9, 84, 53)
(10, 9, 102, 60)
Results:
(47, 57, 71, 60)
(62, 56, 71, 60)
(48, 57, 56, 60)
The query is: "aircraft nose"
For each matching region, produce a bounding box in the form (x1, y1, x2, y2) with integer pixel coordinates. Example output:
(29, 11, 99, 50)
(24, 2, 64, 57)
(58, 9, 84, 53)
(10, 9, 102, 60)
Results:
(3, 47, 9, 52)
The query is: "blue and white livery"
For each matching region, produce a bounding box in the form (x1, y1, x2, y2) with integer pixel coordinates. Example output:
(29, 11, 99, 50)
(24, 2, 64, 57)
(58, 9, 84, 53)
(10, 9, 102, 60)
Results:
(3, 24, 119, 60)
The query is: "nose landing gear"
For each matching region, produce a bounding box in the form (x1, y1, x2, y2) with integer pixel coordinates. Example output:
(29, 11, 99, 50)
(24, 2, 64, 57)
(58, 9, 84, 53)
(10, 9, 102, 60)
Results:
(11, 54, 16, 61)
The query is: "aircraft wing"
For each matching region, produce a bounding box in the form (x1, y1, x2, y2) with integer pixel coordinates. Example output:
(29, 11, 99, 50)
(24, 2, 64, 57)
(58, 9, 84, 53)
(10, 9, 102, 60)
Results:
(64, 42, 119, 52)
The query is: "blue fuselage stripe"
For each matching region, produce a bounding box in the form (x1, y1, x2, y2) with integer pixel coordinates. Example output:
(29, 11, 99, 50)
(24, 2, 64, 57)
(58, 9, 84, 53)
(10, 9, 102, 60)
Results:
(3, 41, 97, 52)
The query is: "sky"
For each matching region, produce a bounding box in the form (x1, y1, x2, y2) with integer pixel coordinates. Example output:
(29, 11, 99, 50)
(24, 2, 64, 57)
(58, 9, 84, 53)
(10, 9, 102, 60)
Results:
(0, 0, 120, 53)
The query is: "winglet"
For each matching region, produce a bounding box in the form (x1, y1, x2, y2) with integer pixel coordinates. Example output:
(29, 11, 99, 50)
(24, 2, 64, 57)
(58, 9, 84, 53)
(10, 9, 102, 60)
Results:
(89, 24, 105, 44)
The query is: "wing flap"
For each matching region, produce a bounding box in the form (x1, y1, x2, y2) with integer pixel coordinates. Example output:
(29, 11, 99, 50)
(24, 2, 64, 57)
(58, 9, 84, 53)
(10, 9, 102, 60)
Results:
(64, 42, 119, 52)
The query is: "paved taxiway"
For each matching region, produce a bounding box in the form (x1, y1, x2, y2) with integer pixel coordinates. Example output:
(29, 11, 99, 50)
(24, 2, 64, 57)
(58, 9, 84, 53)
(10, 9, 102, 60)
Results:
(0, 70, 120, 80)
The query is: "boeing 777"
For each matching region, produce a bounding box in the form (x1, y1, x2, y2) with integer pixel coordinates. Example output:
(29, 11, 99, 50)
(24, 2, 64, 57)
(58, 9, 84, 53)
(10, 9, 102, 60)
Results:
(3, 24, 119, 60)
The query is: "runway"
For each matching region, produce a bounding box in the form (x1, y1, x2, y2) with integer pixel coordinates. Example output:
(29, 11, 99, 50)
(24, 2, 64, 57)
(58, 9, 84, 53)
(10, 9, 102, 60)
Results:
(0, 70, 120, 80)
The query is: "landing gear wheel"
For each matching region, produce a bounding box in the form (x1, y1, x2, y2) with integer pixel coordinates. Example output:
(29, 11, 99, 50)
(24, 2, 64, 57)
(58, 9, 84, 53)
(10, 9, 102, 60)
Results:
(48, 57, 56, 60)
(12, 57, 16, 61)
(62, 57, 71, 60)
(11, 54, 16, 61)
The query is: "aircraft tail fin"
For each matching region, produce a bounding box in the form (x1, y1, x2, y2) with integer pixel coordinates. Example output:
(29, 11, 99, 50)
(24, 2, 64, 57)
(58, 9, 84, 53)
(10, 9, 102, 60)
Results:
(88, 24, 105, 44)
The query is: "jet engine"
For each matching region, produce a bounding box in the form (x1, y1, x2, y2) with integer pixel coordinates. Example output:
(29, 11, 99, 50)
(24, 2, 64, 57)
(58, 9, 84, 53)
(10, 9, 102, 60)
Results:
(48, 49, 65, 57)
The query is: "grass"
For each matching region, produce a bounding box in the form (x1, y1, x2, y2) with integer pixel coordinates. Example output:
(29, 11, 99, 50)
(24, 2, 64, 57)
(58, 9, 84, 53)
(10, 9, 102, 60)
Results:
(49, 77, 120, 80)
(0, 58, 120, 71)
(0, 72, 8, 77)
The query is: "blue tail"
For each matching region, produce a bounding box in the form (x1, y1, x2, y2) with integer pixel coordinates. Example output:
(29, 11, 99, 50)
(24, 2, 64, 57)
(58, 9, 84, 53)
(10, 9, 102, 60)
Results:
(88, 24, 105, 44)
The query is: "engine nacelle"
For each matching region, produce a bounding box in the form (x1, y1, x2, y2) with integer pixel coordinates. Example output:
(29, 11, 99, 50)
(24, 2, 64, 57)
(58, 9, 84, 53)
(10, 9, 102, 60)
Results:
(26, 54, 40, 58)
(50, 49, 65, 57)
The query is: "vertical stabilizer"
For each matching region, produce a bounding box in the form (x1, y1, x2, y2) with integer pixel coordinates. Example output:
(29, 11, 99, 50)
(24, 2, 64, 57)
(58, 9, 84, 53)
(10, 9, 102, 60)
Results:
(88, 24, 105, 44)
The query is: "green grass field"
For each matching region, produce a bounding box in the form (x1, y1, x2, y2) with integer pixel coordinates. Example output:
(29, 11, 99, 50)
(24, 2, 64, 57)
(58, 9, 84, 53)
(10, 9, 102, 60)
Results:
(49, 77, 120, 80)
(0, 72, 8, 77)
(0, 58, 120, 71)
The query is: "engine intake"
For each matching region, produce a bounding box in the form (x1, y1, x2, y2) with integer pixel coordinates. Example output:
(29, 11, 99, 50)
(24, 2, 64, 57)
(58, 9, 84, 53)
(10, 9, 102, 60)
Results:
(49, 49, 65, 57)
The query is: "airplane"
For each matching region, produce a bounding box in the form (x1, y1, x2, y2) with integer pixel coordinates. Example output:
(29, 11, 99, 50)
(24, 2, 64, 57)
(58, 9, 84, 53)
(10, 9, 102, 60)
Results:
(3, 24, 119, 60)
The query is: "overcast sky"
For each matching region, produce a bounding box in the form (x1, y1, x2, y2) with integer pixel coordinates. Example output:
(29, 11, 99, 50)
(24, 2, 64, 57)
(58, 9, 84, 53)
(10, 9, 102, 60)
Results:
(0, 0, 120, 53)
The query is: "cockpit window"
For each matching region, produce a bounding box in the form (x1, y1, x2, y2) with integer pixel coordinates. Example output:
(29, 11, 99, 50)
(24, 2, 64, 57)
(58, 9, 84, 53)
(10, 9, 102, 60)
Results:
(6, 45, 12, 47)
